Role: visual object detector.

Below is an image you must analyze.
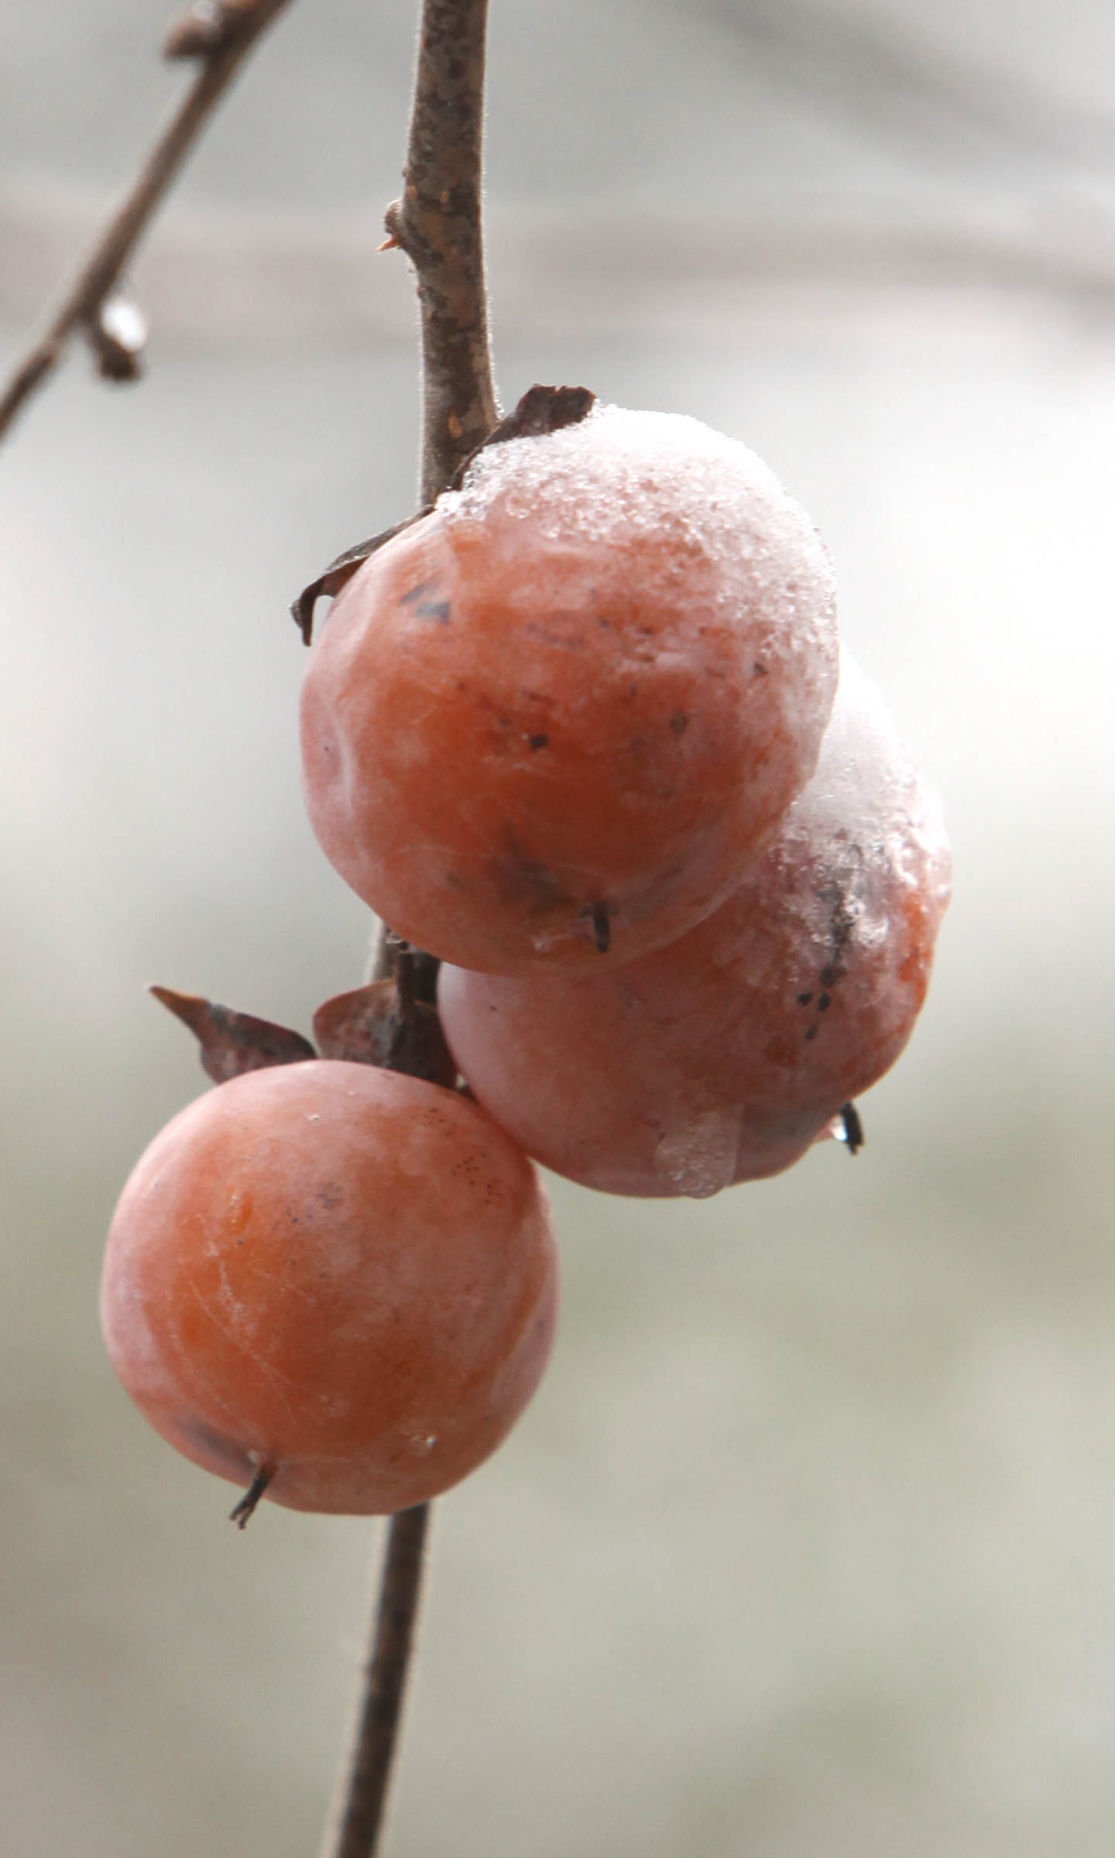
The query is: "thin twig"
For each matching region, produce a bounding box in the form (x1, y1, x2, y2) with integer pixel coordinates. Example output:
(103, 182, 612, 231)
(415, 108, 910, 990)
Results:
(324, 6, 499, 1853)
(0, 0, 293, 443)
(385, 0, 499, 504)
(321, 1506, 432, 1858)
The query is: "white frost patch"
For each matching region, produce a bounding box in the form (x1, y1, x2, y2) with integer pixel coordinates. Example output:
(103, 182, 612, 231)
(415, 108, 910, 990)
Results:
(440, 407, 834, 685)
(654, 1112, 739, 1199)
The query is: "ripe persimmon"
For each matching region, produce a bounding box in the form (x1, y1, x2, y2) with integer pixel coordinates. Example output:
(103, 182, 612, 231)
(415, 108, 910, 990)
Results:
(438, 657, 952, 1196)
(300, 405, 838, 973)
(100, 1061, 558, 1515)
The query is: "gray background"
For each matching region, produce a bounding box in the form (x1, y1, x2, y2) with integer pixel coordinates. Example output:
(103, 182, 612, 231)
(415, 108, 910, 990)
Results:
(3, 2, 1115, 1854)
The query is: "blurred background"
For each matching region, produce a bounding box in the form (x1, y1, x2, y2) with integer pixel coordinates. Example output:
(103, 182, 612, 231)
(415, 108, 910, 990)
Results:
(3, 1, 1115, 1853)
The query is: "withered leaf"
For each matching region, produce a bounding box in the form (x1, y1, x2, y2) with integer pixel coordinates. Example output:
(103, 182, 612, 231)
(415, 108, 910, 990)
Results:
(150, 985, 315, 1083)
(313, 982, 457, 1088)
(290, 388, 595, 645)
(291, 511, 432, 645)
(449, 383, 596, 491)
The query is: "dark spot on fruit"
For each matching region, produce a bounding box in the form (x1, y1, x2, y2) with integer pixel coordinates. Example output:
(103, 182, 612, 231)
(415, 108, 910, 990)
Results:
(797, 991, 813, 1006)
(528, 733, 549, 750)
(817, 992, 831, 1012)
(804, 1025, 818, 1042)
(490, 836, 570, 909)
(752, 661, 768, 677)
(670, 711, 688, 734)
(820, 962, 843, 990)
(177, 1416, 250, 1475)
(399, 580, 451, 624)
(524, 621, 588, 652)
(590, 902, 611, 954)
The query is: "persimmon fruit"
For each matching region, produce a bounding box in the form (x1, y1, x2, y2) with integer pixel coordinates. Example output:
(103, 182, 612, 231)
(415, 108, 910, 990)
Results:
(300, 404, 838, 973)
(438, 657, 952, 1197)
(100, 1061, 558, 1515)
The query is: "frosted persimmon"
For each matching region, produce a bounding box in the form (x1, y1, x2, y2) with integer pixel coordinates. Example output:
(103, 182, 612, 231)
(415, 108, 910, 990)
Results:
(438, 657, 952, 1197)
(100, 1061, 558, 1515)
(300, 405, 838, 973)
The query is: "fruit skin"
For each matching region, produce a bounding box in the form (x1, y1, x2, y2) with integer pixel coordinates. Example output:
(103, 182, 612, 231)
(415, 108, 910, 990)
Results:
(438, 657, 952, 1198)
(100, 1061, 558, 1515)
(300, 405, 838, 974)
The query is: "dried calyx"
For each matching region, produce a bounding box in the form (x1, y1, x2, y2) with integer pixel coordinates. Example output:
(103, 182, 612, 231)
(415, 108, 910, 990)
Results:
(291, 384, 595, 644)
(150, 944, 452, 1088)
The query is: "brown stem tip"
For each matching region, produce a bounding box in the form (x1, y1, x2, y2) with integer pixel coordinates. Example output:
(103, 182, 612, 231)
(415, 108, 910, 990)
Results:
(840, 1101, 864, 1155)
(229, 1462, 276, 1528)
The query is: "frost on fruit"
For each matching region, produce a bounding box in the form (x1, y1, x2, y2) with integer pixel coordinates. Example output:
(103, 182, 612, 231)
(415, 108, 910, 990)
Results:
(439, 653, 952, 1198)
(300, 402, 839, 974)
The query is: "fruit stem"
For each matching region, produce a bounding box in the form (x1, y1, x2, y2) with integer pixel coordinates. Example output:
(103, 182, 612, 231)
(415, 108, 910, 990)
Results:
(384, 0, 500, 504)
(320, 1506, 432, 1858)
(228, 1460, 277, 1528)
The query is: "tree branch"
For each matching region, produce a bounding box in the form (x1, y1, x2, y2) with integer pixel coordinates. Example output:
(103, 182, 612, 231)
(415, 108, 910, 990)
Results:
(0, 0, 293, 443)
(321, 7, 498, 1853)
(321, 1506, 432, 1858)
(385, 0, 499, 505)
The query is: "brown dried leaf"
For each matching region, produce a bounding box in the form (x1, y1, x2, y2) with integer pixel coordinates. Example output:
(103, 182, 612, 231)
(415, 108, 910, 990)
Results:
(150, 985, 315, 1083)
(448, 384, 596, 492)
(291, 512, 432, 645)
(482, 383, 596, 448)
(290, 388, 595, 645)
(312, 980, 397, 1066)
(313, 983, 457, 1088)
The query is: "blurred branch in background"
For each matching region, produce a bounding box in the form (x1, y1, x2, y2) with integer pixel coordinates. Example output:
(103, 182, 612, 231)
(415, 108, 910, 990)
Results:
(4, 0, 1115, 370)
(0, 0, 293, 442)
(5, 191, 1115, 353)
(690, 0, 1115, 167)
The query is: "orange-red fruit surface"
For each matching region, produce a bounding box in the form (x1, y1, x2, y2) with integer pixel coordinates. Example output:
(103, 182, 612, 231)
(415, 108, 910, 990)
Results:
(100, 1062, 558, 1514)
(439, 657, 952, 1196)
(301, 406, 838, 973)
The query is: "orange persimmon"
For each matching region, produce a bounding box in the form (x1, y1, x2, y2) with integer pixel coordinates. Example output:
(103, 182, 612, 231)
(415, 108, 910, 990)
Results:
(300, 405, 838, 973)
(439, 657, 951, 1196)
(101, 1061, 558, 1515)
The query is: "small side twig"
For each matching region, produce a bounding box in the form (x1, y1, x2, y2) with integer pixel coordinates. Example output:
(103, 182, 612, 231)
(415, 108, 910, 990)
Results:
(321, 1507, 431, 1858)
(0, 0, 292, 443)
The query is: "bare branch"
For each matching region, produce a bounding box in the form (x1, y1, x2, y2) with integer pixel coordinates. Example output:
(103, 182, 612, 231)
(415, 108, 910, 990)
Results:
(321, 1506, 431, 1858)
(0, 0, 293, 443)
(385, 0, 499, 505)
(321, 8, 499, 1849)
